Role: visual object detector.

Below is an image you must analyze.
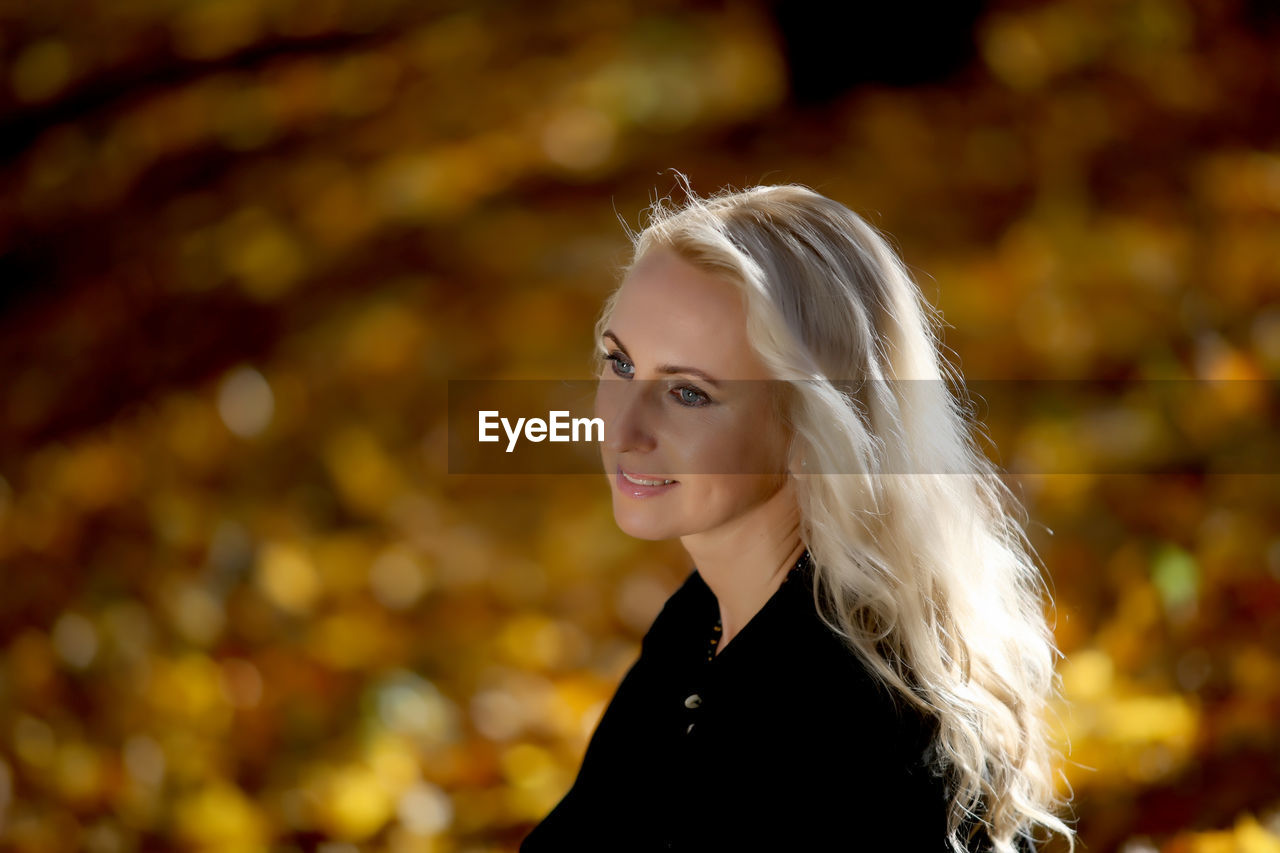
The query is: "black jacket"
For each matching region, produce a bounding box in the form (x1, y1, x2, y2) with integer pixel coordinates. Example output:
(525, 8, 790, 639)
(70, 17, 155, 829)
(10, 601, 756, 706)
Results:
(519, 554, 964, 852)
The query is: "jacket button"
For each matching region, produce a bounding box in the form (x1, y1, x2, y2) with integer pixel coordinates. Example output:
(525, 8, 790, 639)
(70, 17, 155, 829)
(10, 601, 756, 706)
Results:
(684, 693, 702, 708)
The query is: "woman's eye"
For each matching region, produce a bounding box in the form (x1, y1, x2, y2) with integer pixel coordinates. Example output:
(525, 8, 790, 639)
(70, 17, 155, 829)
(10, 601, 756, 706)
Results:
(674, 385, 710, 407)
(602, 352, 633, 378)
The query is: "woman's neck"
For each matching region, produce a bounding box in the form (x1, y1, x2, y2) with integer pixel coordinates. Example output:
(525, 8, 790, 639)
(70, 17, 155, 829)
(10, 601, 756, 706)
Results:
(681, 482, 804, 653)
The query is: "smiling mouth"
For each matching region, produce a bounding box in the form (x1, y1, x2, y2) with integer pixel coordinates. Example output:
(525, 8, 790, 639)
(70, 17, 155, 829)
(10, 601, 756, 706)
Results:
(620, 468, 677, 486)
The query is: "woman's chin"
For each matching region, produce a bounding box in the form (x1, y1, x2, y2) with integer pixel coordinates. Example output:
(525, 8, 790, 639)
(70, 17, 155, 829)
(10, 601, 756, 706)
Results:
(611, 504, 678, 541)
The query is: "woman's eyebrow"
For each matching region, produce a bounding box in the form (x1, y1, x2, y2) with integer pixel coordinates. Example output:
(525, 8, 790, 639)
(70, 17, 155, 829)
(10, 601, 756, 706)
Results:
(602, 330, 723, 389)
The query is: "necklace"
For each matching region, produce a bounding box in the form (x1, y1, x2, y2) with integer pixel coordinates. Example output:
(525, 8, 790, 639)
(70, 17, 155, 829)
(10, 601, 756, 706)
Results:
(705, 548, 812, 662)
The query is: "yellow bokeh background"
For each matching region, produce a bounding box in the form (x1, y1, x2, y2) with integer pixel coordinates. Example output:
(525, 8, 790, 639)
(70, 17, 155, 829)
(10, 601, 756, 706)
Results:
(1, 1, 1278, 851)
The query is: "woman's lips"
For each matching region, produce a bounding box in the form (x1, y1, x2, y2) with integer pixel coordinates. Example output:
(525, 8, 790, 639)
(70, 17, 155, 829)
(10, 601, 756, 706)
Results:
(615, 465, 679, 497)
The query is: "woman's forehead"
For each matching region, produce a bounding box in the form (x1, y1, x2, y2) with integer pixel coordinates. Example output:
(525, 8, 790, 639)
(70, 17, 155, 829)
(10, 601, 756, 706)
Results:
(609, 253, 772, 381)
(621, 248, 740, 308)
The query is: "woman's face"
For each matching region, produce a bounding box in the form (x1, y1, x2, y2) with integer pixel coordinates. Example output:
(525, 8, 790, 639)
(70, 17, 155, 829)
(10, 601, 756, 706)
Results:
(594, 247, 792, 541)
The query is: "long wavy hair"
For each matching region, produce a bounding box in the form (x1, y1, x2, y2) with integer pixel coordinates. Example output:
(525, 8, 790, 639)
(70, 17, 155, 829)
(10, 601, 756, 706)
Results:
(592, 174, 1075, 853)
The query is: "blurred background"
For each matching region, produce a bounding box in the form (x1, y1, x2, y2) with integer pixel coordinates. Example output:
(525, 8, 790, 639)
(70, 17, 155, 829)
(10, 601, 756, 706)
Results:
(1, 0, 1279, 850)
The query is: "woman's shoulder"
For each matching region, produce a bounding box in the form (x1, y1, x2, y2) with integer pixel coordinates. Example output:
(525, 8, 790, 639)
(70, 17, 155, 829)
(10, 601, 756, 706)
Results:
(760, 585, 941, 763)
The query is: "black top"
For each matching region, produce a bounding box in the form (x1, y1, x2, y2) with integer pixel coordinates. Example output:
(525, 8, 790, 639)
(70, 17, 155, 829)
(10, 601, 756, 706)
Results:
(519, 550, 962, 852)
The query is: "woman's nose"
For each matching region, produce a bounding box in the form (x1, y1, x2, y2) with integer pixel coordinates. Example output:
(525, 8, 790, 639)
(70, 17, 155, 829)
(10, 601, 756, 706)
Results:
(596, 380, 657, 454)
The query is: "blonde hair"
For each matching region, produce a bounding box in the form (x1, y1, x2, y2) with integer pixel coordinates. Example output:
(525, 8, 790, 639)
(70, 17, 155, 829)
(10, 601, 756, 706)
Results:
(594, 174, 1075, 853)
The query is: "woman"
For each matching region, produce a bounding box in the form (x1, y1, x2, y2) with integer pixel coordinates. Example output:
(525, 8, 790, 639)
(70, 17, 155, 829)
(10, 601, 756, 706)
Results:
(519, 176, 1076, 852)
